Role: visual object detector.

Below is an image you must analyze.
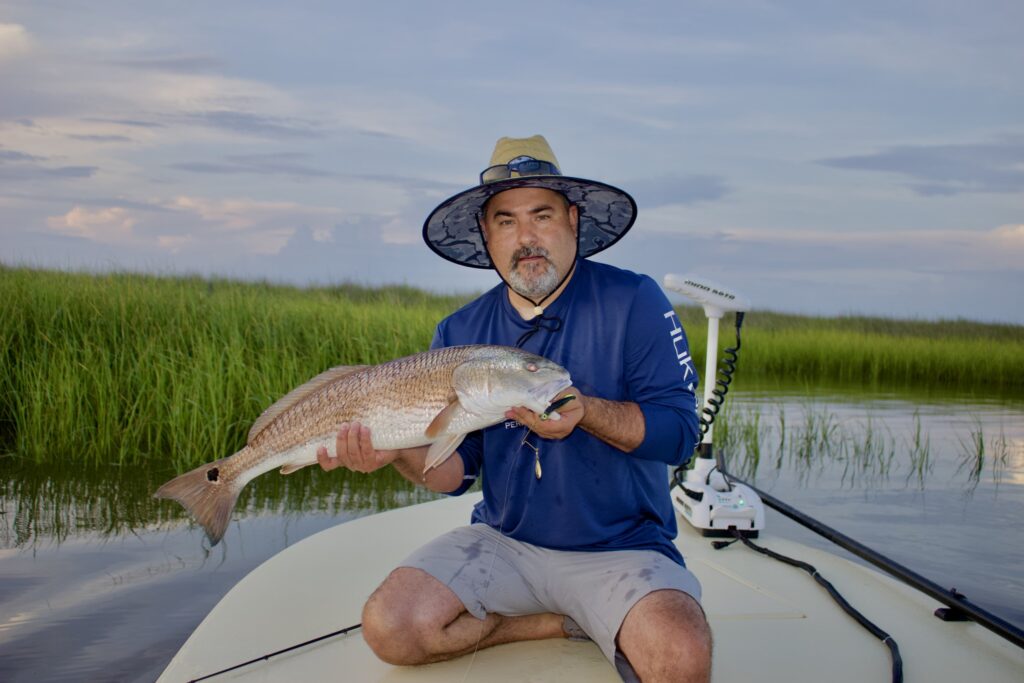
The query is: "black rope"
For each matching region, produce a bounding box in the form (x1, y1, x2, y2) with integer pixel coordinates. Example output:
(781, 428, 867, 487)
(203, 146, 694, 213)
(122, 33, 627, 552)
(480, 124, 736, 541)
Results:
(719, 530, 904, 683)
(514, 313, 563, 348)
(187, 622, 363, 682)
(719, 471, 1024, 650)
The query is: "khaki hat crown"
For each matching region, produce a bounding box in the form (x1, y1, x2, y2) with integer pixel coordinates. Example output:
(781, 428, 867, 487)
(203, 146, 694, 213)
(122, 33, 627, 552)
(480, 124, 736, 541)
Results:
(488, 135, 561, 170)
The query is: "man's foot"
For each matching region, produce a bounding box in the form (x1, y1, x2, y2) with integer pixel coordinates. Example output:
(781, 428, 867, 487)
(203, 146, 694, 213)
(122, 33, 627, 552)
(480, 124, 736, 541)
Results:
(562, 616, 592, 642)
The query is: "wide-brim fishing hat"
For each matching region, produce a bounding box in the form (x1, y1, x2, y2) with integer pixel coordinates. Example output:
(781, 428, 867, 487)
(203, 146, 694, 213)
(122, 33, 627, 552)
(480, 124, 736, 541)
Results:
(423, 135, 638, 269)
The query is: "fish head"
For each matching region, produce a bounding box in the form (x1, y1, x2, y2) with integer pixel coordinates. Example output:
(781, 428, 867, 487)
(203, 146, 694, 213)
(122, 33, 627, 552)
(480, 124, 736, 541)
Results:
(455, 347, 572, 417)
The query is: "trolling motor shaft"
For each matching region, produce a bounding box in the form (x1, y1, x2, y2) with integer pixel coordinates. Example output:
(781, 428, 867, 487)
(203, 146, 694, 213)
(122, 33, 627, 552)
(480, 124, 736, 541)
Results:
(663, 274, 765, 537)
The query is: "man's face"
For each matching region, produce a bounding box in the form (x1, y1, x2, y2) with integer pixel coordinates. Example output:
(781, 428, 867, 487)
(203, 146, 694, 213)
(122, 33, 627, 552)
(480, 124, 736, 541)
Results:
(480, 187, 579, 301)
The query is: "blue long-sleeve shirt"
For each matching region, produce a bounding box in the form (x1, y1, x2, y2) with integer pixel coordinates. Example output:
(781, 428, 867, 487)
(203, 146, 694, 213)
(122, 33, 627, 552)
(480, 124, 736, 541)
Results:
(431, 259, 700, 564)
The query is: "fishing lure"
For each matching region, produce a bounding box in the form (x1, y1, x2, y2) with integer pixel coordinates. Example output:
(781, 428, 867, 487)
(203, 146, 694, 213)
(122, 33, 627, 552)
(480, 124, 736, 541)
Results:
(526, 394, 577, 479)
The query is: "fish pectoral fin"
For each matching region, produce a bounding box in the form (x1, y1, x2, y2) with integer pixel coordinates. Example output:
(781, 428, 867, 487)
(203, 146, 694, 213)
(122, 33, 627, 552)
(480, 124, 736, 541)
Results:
(279, 462, 313, 475)
(423, 433, 467, 473)
(425, 399, 463, 439)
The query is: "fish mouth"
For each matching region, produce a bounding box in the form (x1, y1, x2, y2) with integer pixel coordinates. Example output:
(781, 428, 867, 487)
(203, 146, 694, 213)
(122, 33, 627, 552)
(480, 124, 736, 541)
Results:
(528, 376, 573, 407)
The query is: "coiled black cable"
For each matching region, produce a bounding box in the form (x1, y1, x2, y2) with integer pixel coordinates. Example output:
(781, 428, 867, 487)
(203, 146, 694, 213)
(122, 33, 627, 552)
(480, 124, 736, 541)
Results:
(698, 311, 744, 436)
(673, 312, 744, 489)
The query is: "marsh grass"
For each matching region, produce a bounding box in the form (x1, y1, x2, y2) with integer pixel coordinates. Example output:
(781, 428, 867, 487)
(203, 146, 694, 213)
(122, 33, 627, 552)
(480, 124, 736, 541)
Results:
(952, 417, 1014, 494)
(1, 265, 1022, 471)
(715, 404, 1010, 491)
(677, 308, 1024, 397)
(904, 410, 933, 488)
(0, 267, 464, 468)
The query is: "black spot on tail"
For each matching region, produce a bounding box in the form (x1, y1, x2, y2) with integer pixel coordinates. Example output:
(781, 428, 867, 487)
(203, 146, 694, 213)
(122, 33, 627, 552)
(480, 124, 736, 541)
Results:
(207, 467, 220, 482)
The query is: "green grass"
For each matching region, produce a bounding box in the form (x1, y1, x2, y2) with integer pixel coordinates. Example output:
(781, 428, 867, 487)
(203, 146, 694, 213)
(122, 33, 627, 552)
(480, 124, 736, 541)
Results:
(678, 308, 1024, 397)
(1, 265, 1022, 469)
(0, 266, 463, 467)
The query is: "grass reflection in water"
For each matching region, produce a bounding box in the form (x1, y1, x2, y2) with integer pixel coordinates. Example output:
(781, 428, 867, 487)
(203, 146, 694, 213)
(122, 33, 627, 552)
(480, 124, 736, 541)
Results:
(0, 459, 442, 548)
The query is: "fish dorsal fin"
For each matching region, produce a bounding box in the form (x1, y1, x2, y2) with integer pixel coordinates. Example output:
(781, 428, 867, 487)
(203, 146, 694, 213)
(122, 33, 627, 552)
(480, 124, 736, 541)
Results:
(425, 398, 462, 439)
(248, 365, 368, 444)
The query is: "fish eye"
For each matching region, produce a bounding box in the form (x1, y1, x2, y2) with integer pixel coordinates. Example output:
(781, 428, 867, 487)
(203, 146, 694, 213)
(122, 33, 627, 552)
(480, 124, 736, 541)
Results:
(526, 362, 538, 372)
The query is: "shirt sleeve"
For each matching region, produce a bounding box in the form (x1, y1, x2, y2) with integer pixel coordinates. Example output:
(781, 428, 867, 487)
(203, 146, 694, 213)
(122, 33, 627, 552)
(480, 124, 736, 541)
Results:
(622, 276, 701, 465)
(430, 321, 484, 496)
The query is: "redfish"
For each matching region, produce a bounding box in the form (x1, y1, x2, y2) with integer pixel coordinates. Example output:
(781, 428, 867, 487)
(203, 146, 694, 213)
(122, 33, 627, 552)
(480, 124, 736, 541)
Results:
(155, 345, 571, 544)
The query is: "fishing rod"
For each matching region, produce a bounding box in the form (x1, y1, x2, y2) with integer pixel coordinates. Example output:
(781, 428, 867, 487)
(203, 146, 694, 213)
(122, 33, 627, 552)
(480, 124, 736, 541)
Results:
(187, 622, 363, 682)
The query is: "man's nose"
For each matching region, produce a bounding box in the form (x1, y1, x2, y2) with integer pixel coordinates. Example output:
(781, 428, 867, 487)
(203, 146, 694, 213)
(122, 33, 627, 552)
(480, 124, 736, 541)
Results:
(516, 222, 540, 245)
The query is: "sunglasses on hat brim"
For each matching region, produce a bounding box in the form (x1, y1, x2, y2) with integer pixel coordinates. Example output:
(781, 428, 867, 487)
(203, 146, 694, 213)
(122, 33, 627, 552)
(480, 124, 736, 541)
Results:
(480, 158, 561, 184)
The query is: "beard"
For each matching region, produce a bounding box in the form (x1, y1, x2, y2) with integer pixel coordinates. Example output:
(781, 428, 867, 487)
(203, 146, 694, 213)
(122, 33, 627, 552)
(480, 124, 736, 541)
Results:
(507, 246, 560, 300)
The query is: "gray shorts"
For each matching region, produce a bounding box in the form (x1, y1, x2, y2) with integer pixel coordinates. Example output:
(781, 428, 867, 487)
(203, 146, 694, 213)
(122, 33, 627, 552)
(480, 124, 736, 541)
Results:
(399, 523, 702, 668)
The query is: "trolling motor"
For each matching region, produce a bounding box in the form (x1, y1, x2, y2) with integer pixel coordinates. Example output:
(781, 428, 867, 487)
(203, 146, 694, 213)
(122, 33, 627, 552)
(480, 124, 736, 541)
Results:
(663, 274, 765, 537)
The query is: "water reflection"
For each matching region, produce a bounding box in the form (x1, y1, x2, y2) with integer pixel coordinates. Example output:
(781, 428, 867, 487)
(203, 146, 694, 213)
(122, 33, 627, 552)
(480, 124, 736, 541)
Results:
(1, 460, 441, 548)
(0, 394, 1022, 682)
(716, 396, 1024, 495)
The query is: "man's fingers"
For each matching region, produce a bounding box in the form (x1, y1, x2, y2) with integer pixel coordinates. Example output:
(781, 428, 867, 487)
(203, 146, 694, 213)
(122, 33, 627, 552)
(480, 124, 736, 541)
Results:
(317, 445, 336, 471)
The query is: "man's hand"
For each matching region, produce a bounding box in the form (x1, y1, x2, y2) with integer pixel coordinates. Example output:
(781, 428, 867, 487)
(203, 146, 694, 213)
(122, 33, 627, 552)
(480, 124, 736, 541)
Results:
(317, 422, 402, 473)
(505, 388, 586, 440)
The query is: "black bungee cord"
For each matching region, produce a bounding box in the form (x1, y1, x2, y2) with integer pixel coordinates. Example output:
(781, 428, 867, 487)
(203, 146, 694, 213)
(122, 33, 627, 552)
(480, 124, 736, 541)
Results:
(714, 529, 904, 683)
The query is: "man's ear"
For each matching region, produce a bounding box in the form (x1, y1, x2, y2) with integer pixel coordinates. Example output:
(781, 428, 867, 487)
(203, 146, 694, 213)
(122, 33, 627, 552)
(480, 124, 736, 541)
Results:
(569, 204, 579, 236)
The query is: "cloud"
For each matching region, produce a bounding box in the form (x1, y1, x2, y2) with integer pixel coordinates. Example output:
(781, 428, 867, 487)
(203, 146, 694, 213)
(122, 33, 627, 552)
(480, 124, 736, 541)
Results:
(627, 174, 731, 208)
(817, 137, 1024, 195)
(169, 152, 332, 178)
(82, 117, 166, 129)
(0, 148, 46, 162)
(0, 23, 33, 61)
(67, 134, 133, 143)
(0, 164, 98, 181)
(111, 54, 225, 73)
(47, 206, 136, 242)
(177, 111, 325, 140)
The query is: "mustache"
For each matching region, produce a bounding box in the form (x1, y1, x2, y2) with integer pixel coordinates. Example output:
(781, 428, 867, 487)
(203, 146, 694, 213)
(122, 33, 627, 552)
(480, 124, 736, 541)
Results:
(510, 246, 551, 269)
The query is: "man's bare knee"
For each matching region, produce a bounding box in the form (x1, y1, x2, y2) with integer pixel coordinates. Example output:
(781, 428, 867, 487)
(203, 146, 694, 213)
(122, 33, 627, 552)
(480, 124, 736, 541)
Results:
(618, 590, 712, 683)
(361, 567, 464, 665)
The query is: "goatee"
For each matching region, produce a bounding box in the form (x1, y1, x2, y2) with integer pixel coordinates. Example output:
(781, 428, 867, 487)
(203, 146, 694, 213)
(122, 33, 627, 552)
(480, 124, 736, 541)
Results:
(508, 246, 559, 300)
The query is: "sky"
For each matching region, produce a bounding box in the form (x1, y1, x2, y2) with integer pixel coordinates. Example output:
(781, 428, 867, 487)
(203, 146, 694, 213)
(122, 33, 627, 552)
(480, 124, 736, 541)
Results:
(1, 1, 1022, 324)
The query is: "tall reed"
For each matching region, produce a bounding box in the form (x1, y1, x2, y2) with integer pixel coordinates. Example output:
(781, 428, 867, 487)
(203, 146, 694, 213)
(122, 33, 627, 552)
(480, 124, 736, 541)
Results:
(0, 267, 461, 467)
(2, 265, 1022, 469)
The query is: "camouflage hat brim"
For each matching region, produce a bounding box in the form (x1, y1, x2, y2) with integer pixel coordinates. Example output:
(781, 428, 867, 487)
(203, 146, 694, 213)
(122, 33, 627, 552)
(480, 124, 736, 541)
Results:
(422, 175, 637, 269)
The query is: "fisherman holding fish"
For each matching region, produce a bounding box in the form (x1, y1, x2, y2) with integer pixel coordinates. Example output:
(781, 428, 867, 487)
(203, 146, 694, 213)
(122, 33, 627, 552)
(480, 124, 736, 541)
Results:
(318, 136, 710, 682)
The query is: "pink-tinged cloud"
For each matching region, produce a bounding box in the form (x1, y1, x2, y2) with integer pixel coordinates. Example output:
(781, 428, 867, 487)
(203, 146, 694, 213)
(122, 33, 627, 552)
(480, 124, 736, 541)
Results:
(46, 206, 136, 243)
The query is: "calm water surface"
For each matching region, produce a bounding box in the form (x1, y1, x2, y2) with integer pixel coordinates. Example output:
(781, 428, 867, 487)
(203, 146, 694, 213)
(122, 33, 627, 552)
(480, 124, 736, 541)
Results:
(1, 390, 1021, 682)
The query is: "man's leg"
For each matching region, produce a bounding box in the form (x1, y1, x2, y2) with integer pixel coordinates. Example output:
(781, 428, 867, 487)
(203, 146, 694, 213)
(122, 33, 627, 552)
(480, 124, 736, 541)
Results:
(616, 589, 712, 683)
(361, 568, 565, 665)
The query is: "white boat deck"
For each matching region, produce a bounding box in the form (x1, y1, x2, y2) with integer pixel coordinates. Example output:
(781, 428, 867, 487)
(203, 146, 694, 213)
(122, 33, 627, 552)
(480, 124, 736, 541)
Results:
(159, 493, 1024, 682)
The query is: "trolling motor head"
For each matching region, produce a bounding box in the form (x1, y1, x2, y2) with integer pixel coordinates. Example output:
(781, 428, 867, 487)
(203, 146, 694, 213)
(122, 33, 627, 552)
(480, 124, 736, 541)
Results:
(663, 274, 750, 320)
(663, 273, 764, 538)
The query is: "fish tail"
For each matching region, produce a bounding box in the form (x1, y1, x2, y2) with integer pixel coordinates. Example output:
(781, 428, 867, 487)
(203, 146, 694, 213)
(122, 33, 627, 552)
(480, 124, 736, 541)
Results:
(154, 454, 242, 546)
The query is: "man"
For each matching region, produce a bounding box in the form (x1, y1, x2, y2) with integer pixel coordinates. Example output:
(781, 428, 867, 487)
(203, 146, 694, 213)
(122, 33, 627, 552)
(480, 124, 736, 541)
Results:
(318, 136, 711, 682)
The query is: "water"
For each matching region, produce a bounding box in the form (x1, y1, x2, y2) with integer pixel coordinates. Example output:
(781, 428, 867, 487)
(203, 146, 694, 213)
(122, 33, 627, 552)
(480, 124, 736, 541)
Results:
(1, 391, 1021, 681)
